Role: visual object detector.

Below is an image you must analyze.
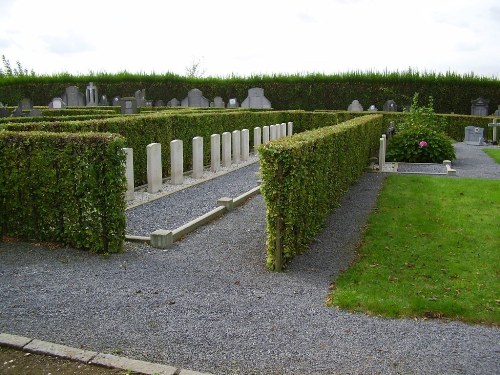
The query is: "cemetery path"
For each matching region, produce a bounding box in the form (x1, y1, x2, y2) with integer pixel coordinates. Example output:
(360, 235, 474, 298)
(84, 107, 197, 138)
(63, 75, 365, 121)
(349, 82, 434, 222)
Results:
(451, 142, 500, 179)
(0, 143, 499, 375)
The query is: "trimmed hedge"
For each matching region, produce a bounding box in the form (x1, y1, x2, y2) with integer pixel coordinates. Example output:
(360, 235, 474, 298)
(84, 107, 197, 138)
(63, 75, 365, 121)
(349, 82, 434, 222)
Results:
(2, 111, 305, 186)
(259, 114, 385, 270)
(1, 71, 498, 114)
(0, 131, 126, 253)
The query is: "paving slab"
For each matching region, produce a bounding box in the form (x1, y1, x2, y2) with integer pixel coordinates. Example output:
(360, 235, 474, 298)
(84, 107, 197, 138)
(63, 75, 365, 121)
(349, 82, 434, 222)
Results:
(24, 339, 97, 363)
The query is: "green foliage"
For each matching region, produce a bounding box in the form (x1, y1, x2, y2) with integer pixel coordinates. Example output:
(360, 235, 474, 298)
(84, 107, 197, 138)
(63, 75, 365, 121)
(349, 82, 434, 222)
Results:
(386, 127, 456, 163)
(0, 70, 498, 113)
(259, 114, 385, 270)
(387, 93, 456, 163)
(328, 175, 500, 325)
(0, 131, 126, 253)
(483, 148, 500, 164)
(0, 54, 35, 78)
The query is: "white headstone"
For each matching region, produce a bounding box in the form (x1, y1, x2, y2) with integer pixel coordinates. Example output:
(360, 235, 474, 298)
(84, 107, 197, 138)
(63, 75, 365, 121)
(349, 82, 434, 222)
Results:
(170, 140, 184, 185)
(210, 134, 221, 172)
(147, 143, 162, 193)
(222, 132, 231, 167)
(192, 137, 203, 179)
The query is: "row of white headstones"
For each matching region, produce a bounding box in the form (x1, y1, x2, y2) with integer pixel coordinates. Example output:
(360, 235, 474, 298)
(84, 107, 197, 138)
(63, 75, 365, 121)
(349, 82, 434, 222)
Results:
(123, 122, 294, 200)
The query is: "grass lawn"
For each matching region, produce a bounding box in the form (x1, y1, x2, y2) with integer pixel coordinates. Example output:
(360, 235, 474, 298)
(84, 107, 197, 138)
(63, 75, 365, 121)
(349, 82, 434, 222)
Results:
(483, 148, 500, 164)
(328, 175, 500, 325)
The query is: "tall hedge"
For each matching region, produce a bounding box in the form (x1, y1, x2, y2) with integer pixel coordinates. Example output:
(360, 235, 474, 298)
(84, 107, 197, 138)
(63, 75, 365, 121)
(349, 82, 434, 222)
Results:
(259, 114, 385, 270)
(0, 131, 126, 253)
(0, 71, 498, 114)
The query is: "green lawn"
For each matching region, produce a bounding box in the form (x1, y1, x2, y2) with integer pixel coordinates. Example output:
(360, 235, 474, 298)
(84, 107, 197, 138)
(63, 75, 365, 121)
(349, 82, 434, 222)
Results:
(328, 175, 500, 325)
(483, 148, 500, 164)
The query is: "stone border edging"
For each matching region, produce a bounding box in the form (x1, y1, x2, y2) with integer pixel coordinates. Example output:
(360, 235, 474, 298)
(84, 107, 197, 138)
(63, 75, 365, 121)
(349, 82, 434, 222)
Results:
(0, 332, 212, 375)
(125, 185, 261, 249)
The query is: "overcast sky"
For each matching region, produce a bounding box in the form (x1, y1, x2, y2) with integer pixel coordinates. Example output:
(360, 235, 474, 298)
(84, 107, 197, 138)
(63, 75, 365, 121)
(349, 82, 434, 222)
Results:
(0, 0, 499, 78)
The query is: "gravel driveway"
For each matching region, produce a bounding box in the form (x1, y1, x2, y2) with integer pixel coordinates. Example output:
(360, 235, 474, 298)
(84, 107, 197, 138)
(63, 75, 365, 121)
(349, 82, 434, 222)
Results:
(1, 142, 499, 374)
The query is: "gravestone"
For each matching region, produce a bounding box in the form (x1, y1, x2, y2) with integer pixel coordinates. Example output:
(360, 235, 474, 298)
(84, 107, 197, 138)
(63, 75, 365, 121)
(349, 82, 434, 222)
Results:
(464, 126, 485, 145)
(241, 88, 271, 109)
(12, 106, 23, 117)
(168, 98, 180, 107)
(154, 100, 165, 107)
(112, 96, 121, 106)
(135, 89, 146, 107)
(62, 86, 85, 106)
(227, 98, 239, 108)
(368, 104, 378, 111)
(213, 96, 225, 108)
(494, 105, 500, 116)
(99, 95, 109, 106)
(85, 82, 98, 106)
(28, 108, 42, 117)
(49, 97, 66, 109)
(120, 97, 138, 115)
(470, 97, 489, 116)
(0, 103, 8, 117)
(348, 100, 363, 112)
(19, 98, 33, 110)
(383, 99, 397, 112)
(181, 88, 209, 107)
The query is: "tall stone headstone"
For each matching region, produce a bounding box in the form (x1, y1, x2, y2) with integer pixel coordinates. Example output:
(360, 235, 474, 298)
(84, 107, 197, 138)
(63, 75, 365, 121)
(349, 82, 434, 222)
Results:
(470, 97, 489, 116)
(63, 86, 85, 106)
(241, 88, 271, 109)
(348, 100, 363, 112)
(464, 126, 485, 145)
(85, 82, 98, 106)
(135, 89, 146, 108)
(181, 89, 209, 107)
(383, 99, 397, 112)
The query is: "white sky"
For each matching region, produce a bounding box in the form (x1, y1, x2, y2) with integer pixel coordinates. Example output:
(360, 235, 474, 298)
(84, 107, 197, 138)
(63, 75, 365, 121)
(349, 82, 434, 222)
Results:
(0, 0, 499, 77)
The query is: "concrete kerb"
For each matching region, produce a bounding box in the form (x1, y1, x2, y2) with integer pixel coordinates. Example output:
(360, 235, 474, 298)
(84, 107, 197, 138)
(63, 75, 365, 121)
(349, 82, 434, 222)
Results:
(126, 185, 262, 249)
(0, 333, 213, 375)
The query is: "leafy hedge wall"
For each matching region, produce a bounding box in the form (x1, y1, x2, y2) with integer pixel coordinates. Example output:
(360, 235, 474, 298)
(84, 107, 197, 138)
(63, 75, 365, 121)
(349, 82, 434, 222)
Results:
(259, 114, 385, 270)
(0, 131, 126, 253)
(0, 71, 498, 114)
(2, 111, 303, 186)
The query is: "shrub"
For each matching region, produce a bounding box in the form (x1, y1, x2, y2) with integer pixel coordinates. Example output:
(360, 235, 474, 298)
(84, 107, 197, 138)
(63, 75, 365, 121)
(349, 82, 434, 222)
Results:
(396, 93, 447, 133)
(386, 127, 456, 163)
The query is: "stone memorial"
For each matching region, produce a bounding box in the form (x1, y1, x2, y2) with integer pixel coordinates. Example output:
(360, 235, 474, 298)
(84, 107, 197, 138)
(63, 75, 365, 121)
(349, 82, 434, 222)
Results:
(168, 98, 180, 107)
(0, 103, 8, 117)
(28, 108, 42, 117)
(383, 99, 397, 112)
(62, 86, 85, 106)
(12, 106, 23, 117)
(464, 126, 485, 145)
(135, 89, 146, 107)
(470, 97, 489, 116)
(112, 96, 121, 106)
(227, 98, 239, 108)
(488, 119, 499, 144)
(19, 98, 33, 110)
(120, 97, 138, 115)
(348, 100, 363, 112)
(85, 82, 98, 106)
(368, 104, 378, 111)
(181, 89, 209, 107)
(241, 88, 271, 109)
(212, 96, 225, 108)
(99, 95, 110, 106)
(494, 105, 500, 116)
(49, 97, 66, 109)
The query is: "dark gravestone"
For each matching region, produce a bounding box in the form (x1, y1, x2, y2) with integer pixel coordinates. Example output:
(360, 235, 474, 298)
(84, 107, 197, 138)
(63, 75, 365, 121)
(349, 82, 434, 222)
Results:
(241, 87, 271, 109)
(85, 82, 98, 106)
(470, 97, 489, 116)
(0, 103, 8, 117)
(99, 95, 110, 106)
(120, 97, 138, 114)
(63, 86, 85, 106)
(181, 89, 209, 107)
(383, 99, 397, 112)
(168, 98, 180, 107)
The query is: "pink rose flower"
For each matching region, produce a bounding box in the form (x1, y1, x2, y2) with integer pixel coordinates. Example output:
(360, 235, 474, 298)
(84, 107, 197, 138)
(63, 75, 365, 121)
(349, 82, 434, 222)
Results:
(419, 140, 428, 148)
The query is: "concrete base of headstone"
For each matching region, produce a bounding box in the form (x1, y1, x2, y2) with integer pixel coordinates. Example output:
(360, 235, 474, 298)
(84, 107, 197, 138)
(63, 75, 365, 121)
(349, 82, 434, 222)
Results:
(217, 197, 234, 211)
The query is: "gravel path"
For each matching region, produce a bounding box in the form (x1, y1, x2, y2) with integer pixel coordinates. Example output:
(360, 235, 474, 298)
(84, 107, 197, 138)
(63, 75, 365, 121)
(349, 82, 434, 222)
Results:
(1, 142, 499, 375)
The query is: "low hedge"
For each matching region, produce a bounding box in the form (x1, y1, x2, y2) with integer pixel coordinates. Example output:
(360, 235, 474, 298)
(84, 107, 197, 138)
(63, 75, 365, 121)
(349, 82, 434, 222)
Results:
(259, 114, 385, 270)
(0, 131, 126, 253)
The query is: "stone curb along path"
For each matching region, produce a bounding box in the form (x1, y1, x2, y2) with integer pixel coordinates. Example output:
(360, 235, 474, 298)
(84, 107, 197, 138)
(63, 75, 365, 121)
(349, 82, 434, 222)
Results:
(0, 333, 213, 375)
